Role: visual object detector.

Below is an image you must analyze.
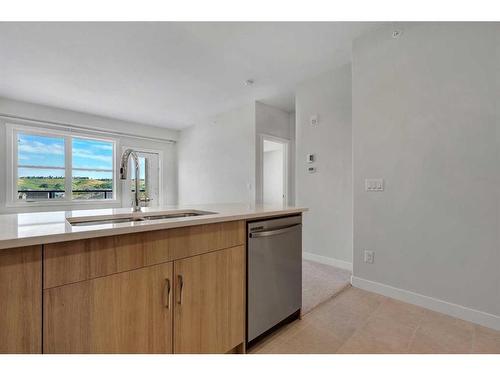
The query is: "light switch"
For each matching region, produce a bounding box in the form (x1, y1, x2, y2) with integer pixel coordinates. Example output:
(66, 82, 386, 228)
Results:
(306, 154, 315, 163)
(308, 166, 316, 173)
(365, 178, 384, 192)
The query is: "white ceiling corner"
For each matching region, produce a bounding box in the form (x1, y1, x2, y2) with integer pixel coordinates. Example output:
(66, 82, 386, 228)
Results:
(0, 22, 380, 129)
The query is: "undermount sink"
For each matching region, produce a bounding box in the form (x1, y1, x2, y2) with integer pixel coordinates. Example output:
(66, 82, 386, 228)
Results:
(69, 217, 146, 226)
(142, 212, 201, 220)
(68, 210, 215, 226)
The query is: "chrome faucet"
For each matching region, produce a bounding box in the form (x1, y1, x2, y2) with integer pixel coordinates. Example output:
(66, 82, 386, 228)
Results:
(119, 149, 141, 212)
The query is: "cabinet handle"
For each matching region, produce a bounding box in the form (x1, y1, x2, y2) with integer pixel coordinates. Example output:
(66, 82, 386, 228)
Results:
(177, 275, 183, 305)
(249, 224, 301, 238)
(164, 278, 171, 309)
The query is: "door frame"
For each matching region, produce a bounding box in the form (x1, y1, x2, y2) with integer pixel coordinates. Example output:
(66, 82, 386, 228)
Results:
(257, 134, 289, 206)
(120, 146, 164, 207)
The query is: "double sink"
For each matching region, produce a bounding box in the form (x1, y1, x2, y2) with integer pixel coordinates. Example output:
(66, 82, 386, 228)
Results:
(67, 210, 215, 227)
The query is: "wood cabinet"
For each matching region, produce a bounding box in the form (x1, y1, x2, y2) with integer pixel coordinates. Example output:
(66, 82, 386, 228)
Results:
(173, 245, 245, 354)
(0, 246, 42, 353)
(44, 221, 245, 289)
(44, 262, 173, 353)
(43, 245, 246, 354)
(2, 220, 249, 354)
(43, 231, 171, 289)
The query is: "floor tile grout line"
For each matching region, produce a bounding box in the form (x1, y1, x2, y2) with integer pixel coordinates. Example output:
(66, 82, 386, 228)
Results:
(270, 287, 382, 354)
(256, 314, 311, 350)
(255, 287, 500, 354)
(334, 294, 387, 353)
(406, 312, 426, 353)
(253, 270, 352, 353)
(470, 326, 476, 353)
(301, 283, 352, 319)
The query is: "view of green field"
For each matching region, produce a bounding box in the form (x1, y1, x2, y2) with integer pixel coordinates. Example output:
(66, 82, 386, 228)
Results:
(16, 132, 147, 200)
(18, 176, 113, 191)
(18, 177, 145, 191)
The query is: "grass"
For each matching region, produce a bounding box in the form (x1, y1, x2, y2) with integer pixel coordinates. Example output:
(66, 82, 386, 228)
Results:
(18, 177, 147, 203)
(18, 177, 113, 191)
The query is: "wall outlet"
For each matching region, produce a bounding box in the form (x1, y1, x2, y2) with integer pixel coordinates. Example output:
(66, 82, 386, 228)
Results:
(365, 178, 384, 192)
(310, 115, 319, 126)
(364, 250, 375, 264)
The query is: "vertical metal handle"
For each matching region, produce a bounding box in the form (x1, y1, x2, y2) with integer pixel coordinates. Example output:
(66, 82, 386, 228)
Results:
(164, 278, 171, 309)
(177, 275, 183, 305)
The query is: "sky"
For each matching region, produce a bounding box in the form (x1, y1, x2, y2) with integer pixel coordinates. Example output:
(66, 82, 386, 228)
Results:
(18, 133, 114, 179)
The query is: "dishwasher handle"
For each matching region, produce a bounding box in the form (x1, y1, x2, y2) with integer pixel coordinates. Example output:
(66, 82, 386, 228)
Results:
(249, 224, 301, 238)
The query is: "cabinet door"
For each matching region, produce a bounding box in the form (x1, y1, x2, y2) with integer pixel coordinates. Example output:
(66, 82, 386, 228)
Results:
(173, 245, 245, 354)
(44, 262, 173, 353)
(0, 246, 42, 353)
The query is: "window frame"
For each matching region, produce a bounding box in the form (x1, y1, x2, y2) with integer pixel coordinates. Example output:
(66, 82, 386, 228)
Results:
(119, 146, 164, 208)
(6, 123, 118, 207)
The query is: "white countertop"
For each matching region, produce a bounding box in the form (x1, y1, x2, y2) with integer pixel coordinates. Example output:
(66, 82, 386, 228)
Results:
(0, 203, 307, 250)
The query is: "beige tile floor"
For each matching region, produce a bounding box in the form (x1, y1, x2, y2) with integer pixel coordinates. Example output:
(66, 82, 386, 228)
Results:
(302, 260, 351, 314)
(249, 286, 500, 354)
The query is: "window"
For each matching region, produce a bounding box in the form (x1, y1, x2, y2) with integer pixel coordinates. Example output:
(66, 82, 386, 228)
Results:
(17, 133, 66, 200)
(10, 124, 116, 204)
(121, 149, 162, 208)
(131, 156, 147, 199)
(72, 138, 114, 200)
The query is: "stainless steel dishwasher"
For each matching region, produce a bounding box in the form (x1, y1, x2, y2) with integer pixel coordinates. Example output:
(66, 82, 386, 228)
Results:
(247, 215, 302, 344)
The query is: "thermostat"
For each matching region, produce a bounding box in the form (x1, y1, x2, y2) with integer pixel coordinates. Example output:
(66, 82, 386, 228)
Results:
(365, 178, 384, 192)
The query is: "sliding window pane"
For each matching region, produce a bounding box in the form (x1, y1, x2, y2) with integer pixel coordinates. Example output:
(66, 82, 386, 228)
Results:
(17, 168, 65, 200)
(72, 138, 113, 170)
(17, 133, 65, 167)
(131, 157, 146, 193)
(72, 170, 113, 200)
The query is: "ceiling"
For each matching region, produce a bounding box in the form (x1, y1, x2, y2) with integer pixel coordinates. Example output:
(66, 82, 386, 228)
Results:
(0, 22, 380, 129)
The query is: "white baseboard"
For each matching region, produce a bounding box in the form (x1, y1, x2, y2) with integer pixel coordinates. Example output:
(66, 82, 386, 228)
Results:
(351, 276, 500, 331)
(302, 252, 353, 272)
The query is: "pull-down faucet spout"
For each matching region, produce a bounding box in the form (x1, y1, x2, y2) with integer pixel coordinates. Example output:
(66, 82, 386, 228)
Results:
(119, 149, 141, 212)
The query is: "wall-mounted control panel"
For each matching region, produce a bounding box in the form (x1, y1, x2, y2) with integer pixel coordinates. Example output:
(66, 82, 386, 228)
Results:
(310, 114, 319, 126)
(365, 178, 384, 192)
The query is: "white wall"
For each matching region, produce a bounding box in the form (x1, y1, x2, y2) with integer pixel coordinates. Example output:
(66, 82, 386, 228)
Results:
(0, 97, 179, 141)
(263, 149, 284, 205)
(352, 23, 499, 322)
(178, 103, 256, 205)
(255, 101, 295, 205)
(295, 65, 353, 267)
(0, 97, 179, 213)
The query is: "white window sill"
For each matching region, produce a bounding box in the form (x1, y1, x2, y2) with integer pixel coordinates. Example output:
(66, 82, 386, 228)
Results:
(6, 199, 120, 209)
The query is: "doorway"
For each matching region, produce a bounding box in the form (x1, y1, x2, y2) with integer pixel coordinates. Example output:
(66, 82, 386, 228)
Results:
(261, 136, 288, 205)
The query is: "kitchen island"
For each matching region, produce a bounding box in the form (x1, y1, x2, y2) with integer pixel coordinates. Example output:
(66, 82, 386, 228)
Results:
(0, 204, 306, 354)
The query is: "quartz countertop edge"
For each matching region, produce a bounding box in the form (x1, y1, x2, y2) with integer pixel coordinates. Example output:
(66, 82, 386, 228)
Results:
(0, 204, 307, 250)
